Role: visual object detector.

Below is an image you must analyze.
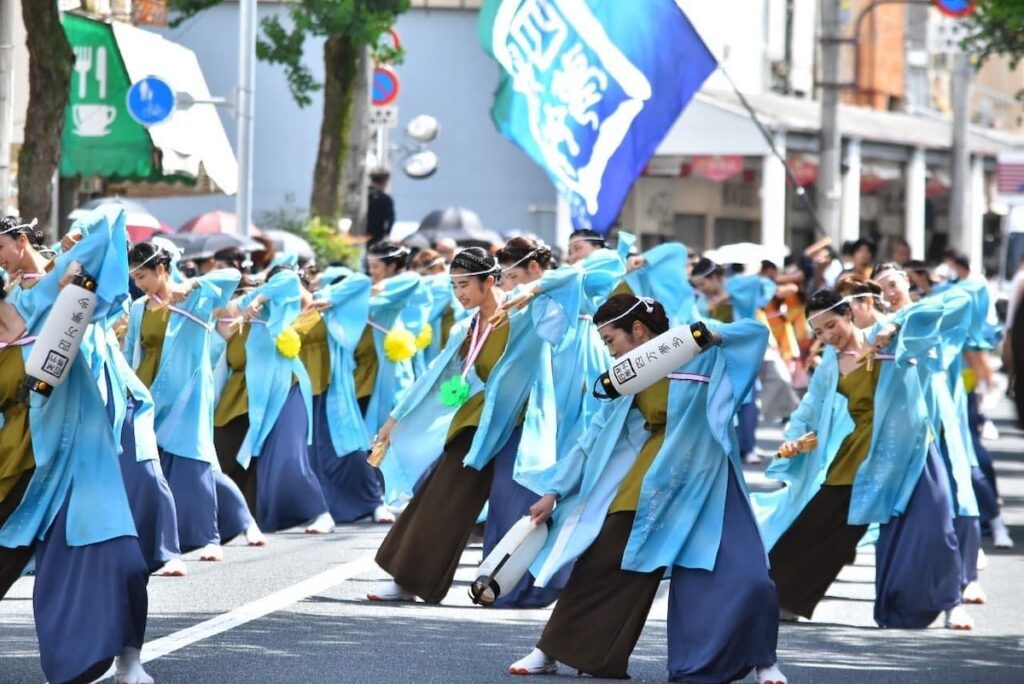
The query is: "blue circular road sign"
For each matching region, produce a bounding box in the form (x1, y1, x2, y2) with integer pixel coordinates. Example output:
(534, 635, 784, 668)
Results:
(934, 0, 976, 18)
(372, 66, 400, 107)
(126, 76, 176, 127)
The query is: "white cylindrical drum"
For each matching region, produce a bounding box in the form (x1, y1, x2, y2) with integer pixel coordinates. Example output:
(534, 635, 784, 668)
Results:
(469, 516, 548, 606)
(594, 321, 712, 400)
(22, 273, 97, 400)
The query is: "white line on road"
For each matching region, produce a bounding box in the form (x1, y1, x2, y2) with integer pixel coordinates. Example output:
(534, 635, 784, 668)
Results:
(91, 554, 378, 682)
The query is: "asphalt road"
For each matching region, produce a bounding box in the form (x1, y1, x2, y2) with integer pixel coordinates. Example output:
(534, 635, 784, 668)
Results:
(2, 399, 1022, 683)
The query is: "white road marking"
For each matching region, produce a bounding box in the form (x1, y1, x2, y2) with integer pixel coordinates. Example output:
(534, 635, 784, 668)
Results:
(91, 554, 377, 682)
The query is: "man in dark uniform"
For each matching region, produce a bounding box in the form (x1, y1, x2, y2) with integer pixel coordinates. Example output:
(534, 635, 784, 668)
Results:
(367, 170, 395, 247)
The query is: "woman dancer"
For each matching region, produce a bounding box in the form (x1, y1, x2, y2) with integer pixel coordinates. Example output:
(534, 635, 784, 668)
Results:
(509, 294, 784, 683)
(0, 209, 152, 684)
(753, 288, 970, 629)
(873, 263, 988, 605)
(213, 267, 334, 534)
(125, 242, 261, 560)
(292, 267, 394, 524)
(367, 248, 576, 604)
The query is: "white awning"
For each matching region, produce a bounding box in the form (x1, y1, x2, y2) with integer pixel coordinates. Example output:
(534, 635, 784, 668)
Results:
(111, 22, 238, 194)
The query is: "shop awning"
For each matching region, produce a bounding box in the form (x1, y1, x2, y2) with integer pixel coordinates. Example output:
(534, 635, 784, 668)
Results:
(60, 13, 237, 193)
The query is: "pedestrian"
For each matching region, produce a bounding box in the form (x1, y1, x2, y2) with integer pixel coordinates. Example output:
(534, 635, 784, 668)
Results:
(367, 169, 395, 247)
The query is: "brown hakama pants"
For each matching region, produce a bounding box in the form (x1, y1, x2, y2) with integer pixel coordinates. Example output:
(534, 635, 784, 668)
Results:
(214, 414, 258, 514)
(768, 484, 868, 618)
(375, 428, 494, 604)
(537, 512, 663, 679)
(0, 469, 37, 599)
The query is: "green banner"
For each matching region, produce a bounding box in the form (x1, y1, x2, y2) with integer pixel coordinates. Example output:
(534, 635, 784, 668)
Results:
(60, 13, 153, 179)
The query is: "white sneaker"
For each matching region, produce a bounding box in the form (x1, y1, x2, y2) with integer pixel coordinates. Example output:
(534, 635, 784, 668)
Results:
(366, 580, 416, 602)
(779, 607, 800, 622)
(373, 505, 396, 524)
(756, 663, 788, 684)
(743, 452, 762, 465)
(944, 605, 974, 630)
(197, 543, 223, 562)
(991, 517, 1014, 549)
(156, 557, 187, 577)
(977, 547, 988, 571)
(245, 521, 268, 546)
(509, 648, 557, 675)
(962, 580, 987, 604)
(114, 646, 154, 684)
(305, 512, 336, 534)
(982, 419, 999, 441)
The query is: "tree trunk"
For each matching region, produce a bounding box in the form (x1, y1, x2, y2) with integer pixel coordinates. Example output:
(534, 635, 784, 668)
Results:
(18, 0, 73, 242)
(340, 46, 371, 236)
(309, 34, 359, 225)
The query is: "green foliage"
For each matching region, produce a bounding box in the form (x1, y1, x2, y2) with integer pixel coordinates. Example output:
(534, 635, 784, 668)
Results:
(961, 0, 1024, 69)
(256, 197, 361, 267)
(169, 0, 410, 108)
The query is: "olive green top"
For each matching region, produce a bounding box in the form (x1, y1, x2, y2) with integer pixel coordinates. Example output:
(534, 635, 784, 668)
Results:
(0, 346, 33, 502)
(611, 280, 633, 297)
(825, 360, 881, 486)
(439, 305, 455, 349)
(709, 300, 734, 323)
(609, 377, 670, 513)
(213, 325, 251, 427)
(136, 306, 170, 387)
(294, 310, 331, 397)
(353, 326, 378, 400)
(445, 321, 511, 444)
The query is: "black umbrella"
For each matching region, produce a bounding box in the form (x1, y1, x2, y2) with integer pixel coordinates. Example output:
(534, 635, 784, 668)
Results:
(408, 207, 504, 249)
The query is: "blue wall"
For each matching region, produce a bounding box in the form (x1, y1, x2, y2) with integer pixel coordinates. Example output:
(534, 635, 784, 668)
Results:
(144, 6, 556, 241)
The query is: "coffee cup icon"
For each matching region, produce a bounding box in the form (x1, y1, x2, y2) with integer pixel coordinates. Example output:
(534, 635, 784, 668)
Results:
(72, 104, 117, 137)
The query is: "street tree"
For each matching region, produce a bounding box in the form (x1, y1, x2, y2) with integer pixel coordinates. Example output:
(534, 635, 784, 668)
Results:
(962, 0, 1024, 70)
(169, 0, 409, 229)
(17, 0, 74, 241)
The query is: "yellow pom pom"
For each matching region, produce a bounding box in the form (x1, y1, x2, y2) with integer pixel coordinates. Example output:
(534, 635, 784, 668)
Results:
(383, 327, 418, 362)
(275, 326, 302, 359)
(962, 367, 976, 393)
(416, 322, 434, 350)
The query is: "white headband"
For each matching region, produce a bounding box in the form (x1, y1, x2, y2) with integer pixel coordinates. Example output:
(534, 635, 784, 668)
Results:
(368, 247, 410, 261)
(568, 236, 604, 246)
(0, 218, 38, 236)
(130, 246, 175, 274)
(873, 269, 906, 285)
(807, 297, 853, 323)
(501, 246, 544, 273)
(596, 297, 655, 331)
(692, 261, 718, 280)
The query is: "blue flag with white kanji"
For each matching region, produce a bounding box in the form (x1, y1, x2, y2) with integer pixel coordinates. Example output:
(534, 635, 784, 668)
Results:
(480, 0, 717, 234)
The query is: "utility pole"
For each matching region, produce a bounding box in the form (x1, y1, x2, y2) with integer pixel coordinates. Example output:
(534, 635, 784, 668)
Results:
(0, 0, 16, 211)
(235, 0, 256, 237)
(948, 49, 972, 259)
(817, 0, 843, 244)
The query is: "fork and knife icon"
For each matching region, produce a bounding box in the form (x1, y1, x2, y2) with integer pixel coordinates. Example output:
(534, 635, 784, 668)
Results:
(73, 45, 108, 99)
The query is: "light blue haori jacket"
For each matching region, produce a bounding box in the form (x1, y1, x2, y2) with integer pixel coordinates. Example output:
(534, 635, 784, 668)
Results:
(910, 287, 978, 516)
(531, 319, 770, 586)
(125, 268, 241, 464)
(415, 273, 457, 368)
(362, 271, 422, 436)
(381, 266, 581, 504)
(268, 252, 300, 270)
(623, 239, 700, 327)
(399, 276, 436, 378)
(0, 207, 137, 548)
(311, 271, 373, 456)
(751, 294, 965, 550)
(696, 274, 777, 322)
(552, 248, 627, 455)
(233, 271, 313, 467)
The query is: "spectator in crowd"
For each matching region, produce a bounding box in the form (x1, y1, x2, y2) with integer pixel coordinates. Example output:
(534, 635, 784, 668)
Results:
(367, 170, 395, 246)
(890, 238, 912, 266)
(434, 237, 458, 265)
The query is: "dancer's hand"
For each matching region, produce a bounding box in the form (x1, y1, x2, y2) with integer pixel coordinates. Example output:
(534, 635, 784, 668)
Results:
(244, 296, 264, 320)
(375, 417, 396, 447)
(626, 255, 646, 273)
(60, 232, 83, 253)
(58, 260, 83, 289)
(873, 323, 900, 351)
(529, 494, 557, 525)
(777, 441, 800, 458)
